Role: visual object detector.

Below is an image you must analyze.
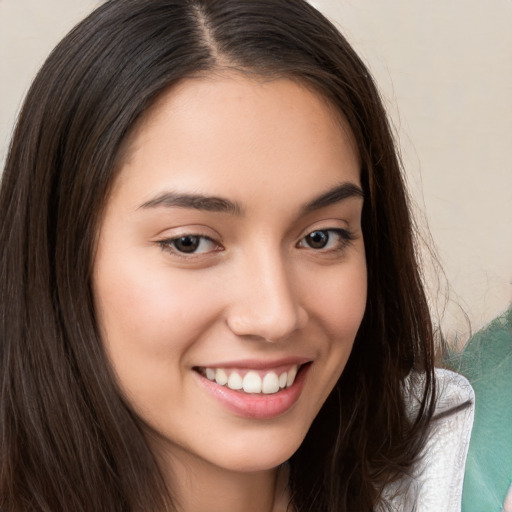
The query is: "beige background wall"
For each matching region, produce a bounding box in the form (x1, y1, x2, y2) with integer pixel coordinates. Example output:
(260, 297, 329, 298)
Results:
(1, 0, 511, 341)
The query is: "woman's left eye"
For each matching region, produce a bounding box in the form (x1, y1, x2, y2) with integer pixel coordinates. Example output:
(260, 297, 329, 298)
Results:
(158, 235, 219, 255)
(297, 229, 353, 251)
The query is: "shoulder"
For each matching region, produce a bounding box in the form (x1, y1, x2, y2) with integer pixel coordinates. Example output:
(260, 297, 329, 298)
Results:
(417, 369, 475, 511)
(431, 367, 475, 417)
(382, 368, 475, 512)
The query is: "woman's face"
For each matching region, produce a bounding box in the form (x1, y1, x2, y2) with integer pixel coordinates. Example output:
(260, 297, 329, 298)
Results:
(93, 74, 366, 474)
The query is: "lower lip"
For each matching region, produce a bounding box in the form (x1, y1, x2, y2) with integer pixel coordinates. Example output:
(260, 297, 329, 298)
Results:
(196, 365, 309, 419)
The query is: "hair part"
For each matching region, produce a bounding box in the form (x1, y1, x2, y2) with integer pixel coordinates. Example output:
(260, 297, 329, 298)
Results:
(0, 1, 436, 511)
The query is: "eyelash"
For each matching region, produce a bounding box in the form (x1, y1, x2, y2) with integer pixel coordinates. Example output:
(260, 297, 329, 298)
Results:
(157, 228, 354, 258)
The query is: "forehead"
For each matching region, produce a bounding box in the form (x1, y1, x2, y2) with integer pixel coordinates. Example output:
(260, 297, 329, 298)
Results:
(121, 73, 358, 159)
(111, 73, 361, 210)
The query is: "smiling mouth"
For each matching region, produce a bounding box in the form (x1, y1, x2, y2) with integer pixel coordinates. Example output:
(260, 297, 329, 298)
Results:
(195, 364, 308, 395)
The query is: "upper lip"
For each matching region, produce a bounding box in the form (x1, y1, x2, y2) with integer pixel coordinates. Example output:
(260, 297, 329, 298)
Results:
(195, 357, 312, 370)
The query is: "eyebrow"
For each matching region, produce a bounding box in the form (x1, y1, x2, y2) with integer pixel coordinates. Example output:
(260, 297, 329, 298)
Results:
(301, 182, 364, 214)
(138, 182, 363, 216)
(139, 192, 243, 215)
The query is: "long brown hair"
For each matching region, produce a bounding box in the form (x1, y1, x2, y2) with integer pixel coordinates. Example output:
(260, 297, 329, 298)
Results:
(0, 1, 436, 510)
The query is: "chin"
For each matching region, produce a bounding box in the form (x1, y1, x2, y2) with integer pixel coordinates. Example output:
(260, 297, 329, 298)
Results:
(210, 424, 308, 473)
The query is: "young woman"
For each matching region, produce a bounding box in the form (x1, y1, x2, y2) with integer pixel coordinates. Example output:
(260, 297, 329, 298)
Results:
(0, 0, 473, 510)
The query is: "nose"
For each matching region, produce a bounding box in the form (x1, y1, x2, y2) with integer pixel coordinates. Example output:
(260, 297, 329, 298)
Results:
(225, 250, 308, 343)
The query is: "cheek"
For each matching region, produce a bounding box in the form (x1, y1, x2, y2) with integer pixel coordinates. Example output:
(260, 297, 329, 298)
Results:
(300, 259, 367, 391)
(306, 260, 367, 339)
(95, 251, 212, 341)
(92, 250, 222, 392)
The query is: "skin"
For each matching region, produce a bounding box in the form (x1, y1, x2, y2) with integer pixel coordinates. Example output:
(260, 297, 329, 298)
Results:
(93, 73, 367, 512)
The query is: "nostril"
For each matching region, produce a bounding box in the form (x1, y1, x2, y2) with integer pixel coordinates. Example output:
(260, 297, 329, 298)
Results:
(226, 307, 307, 342)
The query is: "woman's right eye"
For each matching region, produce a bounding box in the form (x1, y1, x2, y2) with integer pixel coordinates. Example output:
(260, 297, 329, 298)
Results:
(158, 235, 220, 255)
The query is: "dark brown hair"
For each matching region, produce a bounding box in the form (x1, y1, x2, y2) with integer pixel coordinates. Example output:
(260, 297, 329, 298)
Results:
(0, 1, 436, 510)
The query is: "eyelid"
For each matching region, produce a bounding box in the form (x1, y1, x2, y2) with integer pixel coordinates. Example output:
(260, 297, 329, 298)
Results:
(296, 219, 354, 240)
(153, 223, 221, 240)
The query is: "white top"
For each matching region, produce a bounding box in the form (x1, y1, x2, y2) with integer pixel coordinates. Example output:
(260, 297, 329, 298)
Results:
(382, 369, 475, 512)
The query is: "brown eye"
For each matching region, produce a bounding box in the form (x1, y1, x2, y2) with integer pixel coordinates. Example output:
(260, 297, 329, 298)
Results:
(158, 234, 220, 256)
(173, 235, 201, 253)
(298, 228, 354, 252)
(304, 230, 329, 249)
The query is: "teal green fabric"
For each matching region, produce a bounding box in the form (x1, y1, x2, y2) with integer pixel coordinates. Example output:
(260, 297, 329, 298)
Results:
(449, 308, 512, 512)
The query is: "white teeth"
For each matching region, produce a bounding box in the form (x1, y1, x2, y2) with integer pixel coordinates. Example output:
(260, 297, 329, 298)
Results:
(243, 371, 262, 393)
(262, 372, 280, 394)
(227, 372, 243, 390)
(204, 364, 301, 394)
(215, 369, 228, 386)
(286, 365, 298, 387)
